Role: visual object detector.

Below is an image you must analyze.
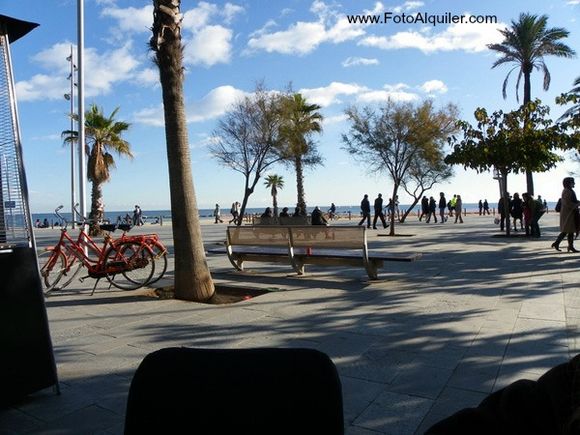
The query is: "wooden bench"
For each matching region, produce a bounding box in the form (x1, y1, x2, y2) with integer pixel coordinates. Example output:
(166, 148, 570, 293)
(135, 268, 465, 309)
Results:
(207, 225, 421, 280)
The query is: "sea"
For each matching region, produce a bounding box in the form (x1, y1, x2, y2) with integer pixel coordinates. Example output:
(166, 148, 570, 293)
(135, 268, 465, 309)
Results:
(31, 202, 558, 227)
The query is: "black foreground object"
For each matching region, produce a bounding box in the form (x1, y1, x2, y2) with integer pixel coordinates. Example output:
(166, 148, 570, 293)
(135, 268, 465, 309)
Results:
(125, 347, 344, 435)
(426, 354, 580, 435)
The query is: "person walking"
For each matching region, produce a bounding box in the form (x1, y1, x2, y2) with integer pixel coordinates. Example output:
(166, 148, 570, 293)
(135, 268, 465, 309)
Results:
(133, 205, 144, 226)
(478, 199, 483, 215)
(229, 201, 240, 224)
(372, 193, 388, 229)
(419, 196, 429, 221)
(438, 192, 447, 223)
(483, 199, 490, 215)
(551, 177, 580, 252)
(213, 204, 224, 223)
(426, 196, 438, 223)
(358, 194, 371, 228)
(454, 195, 464, 223)
(498, 193, 510, 232)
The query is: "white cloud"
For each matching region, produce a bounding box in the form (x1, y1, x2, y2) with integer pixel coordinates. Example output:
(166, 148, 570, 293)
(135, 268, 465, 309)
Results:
(101, 5, 153, 33)
(299, 81, 422, 106)
(357, 83, 419, 103)
(102, 2, 242, 67)
(420, 79, 448, 94)
(567, 0, 580, 4)
(342, 57, 379, 67)
(247, 1, 365, 55)
(16, 42, 141, 101)
(182, 2, 219, 29)
(323, 114, 348, 125)
(223, 3, 245, 23)
(360, 16, 505, 53)
(133, 85, 247, 126)
(299, 82, 368, 107)
(135, 68, 159, 87)
(184, 25, 233, 66)
(393, 1, 425, 13)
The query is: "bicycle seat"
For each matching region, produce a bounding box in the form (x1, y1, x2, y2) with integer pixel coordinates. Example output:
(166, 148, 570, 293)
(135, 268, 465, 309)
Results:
(99, 224, 118, 232)
(118, 224, 133, 232)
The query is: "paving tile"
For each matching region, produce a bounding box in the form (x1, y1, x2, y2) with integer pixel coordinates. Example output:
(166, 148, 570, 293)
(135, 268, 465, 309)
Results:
(341, 376, 386, 425)
(353, 391, 432, 434)
(415, 387, 488, 434)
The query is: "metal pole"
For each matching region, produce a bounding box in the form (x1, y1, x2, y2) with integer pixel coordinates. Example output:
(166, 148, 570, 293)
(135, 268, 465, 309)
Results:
(77, 0, 86, 230)
(69, 44, 76, 229)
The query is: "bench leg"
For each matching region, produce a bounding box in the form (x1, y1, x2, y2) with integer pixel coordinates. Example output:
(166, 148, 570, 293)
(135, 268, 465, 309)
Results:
(366, 260, 379, 280)
(293, 258, 305, 275)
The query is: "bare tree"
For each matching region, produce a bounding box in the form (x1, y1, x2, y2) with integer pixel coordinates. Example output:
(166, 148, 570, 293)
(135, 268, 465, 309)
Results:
(399, 153, 453, 222)
(342, 100, 458, 235)
(210, 87, 283, 223)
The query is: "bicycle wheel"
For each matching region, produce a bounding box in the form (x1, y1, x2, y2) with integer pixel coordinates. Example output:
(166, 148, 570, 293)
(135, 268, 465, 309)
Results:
(38, 249, 66, 293)
(148, 241, 168, 284)
(57, 258, 84, 289)
(104, 241, 155, 290)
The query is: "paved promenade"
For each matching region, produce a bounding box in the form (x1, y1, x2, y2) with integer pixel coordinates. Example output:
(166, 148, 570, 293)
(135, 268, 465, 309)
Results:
(1, 212, 579, 434)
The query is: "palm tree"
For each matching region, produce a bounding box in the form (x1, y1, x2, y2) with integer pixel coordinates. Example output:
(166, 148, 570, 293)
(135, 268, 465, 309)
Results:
(560, 76, 580, 121)
(278, 93, 323, 213)
(264, 174, 284, 216)
(150, 0, 215, 301)
(62, 105, 132, 235)
(487, 12, 575, 194)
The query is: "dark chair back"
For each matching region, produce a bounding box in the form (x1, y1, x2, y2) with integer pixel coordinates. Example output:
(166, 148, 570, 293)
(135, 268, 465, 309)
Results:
(125, 347, 344, 434)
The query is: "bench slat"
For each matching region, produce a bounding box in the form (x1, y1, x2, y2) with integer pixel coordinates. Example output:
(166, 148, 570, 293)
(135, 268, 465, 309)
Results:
(217, 225, 420, 280)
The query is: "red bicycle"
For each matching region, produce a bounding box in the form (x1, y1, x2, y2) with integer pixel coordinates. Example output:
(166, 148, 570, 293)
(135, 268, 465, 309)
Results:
(104, 225, 168, 285)
(37, 206, 155, 294)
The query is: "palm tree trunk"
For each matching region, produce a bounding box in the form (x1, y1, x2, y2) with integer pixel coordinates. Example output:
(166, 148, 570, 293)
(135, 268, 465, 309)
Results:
(272, 193, 278, 217)
(88, 181, 104, 236)
(523, 71, 534, 196)
(295, 157, 306, 212)
(152, 0, 214, 301)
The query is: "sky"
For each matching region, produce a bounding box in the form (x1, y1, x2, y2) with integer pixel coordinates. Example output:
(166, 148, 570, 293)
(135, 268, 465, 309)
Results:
(2, 0, 580, 213)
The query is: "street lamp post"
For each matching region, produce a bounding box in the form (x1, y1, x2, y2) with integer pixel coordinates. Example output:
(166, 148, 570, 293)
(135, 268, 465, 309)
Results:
(65, 45, 76, 228)
(492, 167, 503, 198)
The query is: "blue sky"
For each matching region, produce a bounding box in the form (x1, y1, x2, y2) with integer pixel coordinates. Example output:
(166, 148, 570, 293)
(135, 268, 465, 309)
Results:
(3, 0, 580, 213)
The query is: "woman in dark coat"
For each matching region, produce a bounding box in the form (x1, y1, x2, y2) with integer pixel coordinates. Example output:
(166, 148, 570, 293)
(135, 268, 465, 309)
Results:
(552, 177, 580, 252)
(510, 193, 524, 231)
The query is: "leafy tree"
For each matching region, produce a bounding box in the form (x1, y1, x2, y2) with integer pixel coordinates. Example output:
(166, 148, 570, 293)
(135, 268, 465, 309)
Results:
(277, 93, 323, 214)
(211, 86, 284, 224)
(63, 105, 132, 236)
(150, 0, 215, 301)
(264, 174, 284, 216)
(342, 100, 458, 235)
(445, 101, 567, 235)
(487, 12, 576, 194)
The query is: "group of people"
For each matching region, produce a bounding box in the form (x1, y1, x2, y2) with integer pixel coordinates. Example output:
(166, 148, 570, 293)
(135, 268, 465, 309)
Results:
(497, 192, 546, 237)
(357, 194, 389, 229)
(418, 193, 464, 224)
(34, 218, 50, 228)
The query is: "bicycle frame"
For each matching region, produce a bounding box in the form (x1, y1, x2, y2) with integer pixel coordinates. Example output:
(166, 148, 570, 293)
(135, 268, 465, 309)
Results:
(50, 227, 113, 275)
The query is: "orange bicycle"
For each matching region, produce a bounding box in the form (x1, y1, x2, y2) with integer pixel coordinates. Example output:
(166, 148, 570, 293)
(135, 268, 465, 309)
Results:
(37, 206, 155, 294)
